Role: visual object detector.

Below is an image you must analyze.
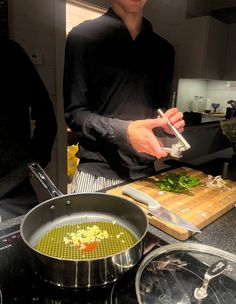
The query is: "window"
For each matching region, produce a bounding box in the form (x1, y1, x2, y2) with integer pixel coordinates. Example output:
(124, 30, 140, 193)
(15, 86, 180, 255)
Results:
(66, 1, 105, 35)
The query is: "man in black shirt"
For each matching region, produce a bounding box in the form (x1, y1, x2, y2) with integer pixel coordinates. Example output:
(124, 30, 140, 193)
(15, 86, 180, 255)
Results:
(64, 0, 185, 192)
(0, 38, 57, 220)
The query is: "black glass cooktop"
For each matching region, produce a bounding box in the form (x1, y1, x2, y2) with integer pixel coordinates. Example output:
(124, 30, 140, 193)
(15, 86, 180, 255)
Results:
(0, 225, 167, 304)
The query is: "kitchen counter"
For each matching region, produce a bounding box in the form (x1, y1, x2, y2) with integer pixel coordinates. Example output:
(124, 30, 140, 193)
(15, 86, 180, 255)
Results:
(1, 148, 236, 255)
(155, 148, 236, 254)
(0, 214, 23, 232)
(201, 117, 225, 123)
(1, 204, 235, 254)
(148, 207, 236, 254)
(201, 114, 225, 124)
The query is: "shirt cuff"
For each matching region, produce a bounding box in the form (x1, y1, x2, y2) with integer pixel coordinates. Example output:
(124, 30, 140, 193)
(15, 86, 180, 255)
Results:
(111, 119, 131, 145)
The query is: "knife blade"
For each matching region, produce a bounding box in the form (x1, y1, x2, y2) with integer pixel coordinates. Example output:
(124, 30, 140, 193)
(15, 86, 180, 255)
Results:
(122, 185, 201, 233)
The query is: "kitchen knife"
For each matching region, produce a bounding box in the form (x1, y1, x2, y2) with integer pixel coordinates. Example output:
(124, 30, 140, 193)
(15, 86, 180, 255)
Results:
(122, 185, 201, 233)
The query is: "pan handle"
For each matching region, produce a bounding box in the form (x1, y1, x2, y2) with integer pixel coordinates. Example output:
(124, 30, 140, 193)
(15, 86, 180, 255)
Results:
(28, 162, 63, 198)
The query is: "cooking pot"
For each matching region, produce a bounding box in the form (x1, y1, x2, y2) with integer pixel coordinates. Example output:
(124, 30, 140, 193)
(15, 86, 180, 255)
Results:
(20, 163, 148, 288)
(136, 243, 236, 303)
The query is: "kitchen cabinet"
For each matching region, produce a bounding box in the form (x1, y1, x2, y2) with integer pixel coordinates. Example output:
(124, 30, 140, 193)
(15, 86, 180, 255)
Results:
(170, 16, 228, 80)
(223, 23, 236, 80)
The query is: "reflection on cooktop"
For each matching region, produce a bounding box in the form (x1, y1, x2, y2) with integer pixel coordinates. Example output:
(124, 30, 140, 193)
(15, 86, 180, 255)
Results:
(0, 226, 167, 304)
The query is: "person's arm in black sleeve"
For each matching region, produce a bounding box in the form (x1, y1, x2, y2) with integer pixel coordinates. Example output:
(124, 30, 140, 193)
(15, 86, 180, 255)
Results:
(159, 43, 175, 111)
(63, 27, 130, 147)
(16, 43, 57, 168)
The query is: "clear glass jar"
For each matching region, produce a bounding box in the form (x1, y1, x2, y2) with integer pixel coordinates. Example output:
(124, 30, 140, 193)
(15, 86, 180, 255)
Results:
(191, 96, 199, 112)
(198, 96, 206, 112)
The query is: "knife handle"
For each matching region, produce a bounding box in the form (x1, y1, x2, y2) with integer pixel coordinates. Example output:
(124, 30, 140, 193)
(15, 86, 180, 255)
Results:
(122, 186, 160, 210)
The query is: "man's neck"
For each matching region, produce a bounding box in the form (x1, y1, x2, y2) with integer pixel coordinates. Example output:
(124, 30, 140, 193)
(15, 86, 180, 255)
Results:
(124, 15, 142, 40)
(112, 5, 143, 40)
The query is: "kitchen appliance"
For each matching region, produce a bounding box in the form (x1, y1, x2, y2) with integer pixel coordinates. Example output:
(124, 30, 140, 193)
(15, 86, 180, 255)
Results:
(122, 185, 201, 233)
(107, 167, 236, 240)
(1, 226, 236, 304)
(20, 163, 148, 288)
(0, 224, 167, 304)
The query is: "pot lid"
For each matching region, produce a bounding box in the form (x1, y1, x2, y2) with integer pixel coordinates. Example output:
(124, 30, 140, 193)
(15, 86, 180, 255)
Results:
(135, 243, 236, 304)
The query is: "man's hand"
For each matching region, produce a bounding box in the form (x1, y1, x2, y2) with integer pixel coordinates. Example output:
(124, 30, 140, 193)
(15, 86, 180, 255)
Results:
(127, 108, 185, 158)
(160, 107, 185, 135)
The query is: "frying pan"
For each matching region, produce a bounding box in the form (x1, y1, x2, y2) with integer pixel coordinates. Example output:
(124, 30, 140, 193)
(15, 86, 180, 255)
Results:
(20, 163, 148, 288)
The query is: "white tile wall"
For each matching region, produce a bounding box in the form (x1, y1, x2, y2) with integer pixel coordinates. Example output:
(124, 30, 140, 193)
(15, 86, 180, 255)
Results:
(176, 79, 207, 112)
(176, 79, 236, 113)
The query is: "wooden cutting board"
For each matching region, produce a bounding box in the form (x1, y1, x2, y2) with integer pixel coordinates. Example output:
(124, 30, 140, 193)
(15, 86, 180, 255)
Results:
(106, 167, 236, 241)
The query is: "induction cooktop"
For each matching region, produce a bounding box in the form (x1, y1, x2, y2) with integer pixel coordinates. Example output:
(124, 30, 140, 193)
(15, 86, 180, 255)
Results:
(0, 224, 167, 304)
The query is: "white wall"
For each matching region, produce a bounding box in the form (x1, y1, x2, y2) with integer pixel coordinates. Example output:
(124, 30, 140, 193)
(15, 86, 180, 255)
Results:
(206, 80, 236, 112)
(8, 0, 56, 97)
(176, 79, 207, 112)
(177, 79, 236, 113)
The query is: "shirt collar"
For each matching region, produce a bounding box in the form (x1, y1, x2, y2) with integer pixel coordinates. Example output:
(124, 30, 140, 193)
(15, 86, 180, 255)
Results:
(105, 7, 153, 32)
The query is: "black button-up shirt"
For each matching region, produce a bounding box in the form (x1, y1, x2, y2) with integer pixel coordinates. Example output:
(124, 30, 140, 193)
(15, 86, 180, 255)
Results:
(64, 8, 175, 180)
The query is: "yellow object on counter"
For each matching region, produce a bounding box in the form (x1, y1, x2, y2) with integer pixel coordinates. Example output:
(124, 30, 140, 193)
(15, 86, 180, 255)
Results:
(67, 145, 79, 182)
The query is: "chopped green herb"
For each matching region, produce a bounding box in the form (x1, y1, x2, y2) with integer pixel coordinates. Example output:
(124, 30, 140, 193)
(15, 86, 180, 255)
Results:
(156, 173, 201, 195)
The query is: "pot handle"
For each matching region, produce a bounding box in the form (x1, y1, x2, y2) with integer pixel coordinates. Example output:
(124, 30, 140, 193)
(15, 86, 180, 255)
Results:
(28, 162, 63, 198)
(194, 259, 228, 300)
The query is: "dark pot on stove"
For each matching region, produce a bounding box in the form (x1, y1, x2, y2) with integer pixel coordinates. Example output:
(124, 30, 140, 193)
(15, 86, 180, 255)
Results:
(20, 163, 148, 288)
